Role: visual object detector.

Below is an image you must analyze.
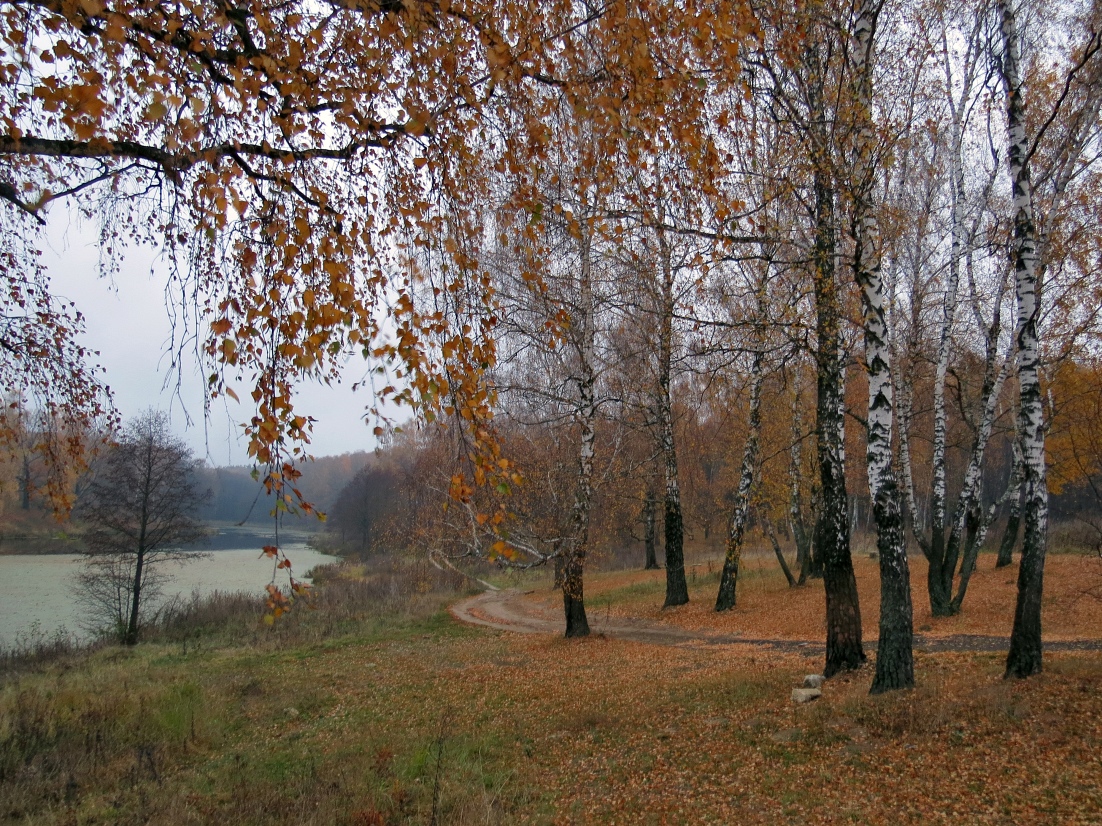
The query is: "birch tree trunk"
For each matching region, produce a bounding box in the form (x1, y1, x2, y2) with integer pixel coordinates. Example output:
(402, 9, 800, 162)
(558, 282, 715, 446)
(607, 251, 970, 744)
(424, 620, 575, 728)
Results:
(899, 243, 1012, 616)
(563, 368, 595, 637)
(716, 235, 779, 609)
(996, 446, 1024, 568)
(925, 64, 969, 617)
(810, 153, 865, 676)
(795, 24, 866, 676)
(891, 11, 1008, 617)
(715, 323, 766, 611)
(999, 0, 1048, 679)
(766, 517, 798, 588)
(897, 12, 990, 615)
(562, 228, 597, 638)
(952, 452, 1022, 611)
(895, 363, 927, 555)
(656, 230, 689, 608)
(643, 468, 660, 570)
(850, 0, 913, 693)
(944, 350, 1013, 611)
(789, 371, 816, 585)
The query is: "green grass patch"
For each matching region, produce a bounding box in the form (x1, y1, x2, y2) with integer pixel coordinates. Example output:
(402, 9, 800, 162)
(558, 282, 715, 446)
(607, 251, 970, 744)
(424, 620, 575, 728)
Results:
(594, 576, 667, 606)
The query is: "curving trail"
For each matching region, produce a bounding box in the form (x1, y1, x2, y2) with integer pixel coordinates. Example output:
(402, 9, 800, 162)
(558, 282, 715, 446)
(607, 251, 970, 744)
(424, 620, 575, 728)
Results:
(450, 587, 1102, 655)
(450, 588, 817, 650)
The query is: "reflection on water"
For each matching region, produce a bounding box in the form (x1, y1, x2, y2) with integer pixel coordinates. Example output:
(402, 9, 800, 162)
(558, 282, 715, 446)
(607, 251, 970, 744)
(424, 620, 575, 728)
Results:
(0, 530, 338, 648)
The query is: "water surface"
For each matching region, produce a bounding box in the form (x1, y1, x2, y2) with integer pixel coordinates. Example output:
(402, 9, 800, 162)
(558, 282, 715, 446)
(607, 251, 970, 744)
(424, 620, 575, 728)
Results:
(0, 530, 338, 648)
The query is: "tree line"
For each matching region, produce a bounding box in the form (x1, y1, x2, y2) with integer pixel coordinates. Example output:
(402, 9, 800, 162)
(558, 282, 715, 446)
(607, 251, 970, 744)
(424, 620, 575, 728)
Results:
(0, 405, 370, 528)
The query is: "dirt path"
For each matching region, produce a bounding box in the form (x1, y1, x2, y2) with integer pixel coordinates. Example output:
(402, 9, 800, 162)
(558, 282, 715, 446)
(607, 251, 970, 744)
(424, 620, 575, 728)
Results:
(451, 587, 1102, 654)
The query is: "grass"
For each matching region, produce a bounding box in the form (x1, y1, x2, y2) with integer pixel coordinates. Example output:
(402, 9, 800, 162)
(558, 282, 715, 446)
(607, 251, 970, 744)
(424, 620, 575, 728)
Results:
(0, 608, 530, 824)
(2, 547, 1102, 824)
(0, 551, 553, 825)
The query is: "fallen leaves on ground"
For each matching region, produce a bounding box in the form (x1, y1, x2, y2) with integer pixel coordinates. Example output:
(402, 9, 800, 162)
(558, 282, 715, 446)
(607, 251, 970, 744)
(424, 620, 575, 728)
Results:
(549, 551, 1102, 643)
(6, 550, 1102, 824)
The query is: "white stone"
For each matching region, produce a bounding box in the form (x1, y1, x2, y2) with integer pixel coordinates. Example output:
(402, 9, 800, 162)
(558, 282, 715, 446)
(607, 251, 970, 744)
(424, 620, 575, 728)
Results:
(803, 674, 825, 689)
(792, 688, 822, 704)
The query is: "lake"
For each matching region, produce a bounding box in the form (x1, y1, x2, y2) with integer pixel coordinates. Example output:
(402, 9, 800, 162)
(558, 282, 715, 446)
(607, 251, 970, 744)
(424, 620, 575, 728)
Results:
(0, 528, 340, 649)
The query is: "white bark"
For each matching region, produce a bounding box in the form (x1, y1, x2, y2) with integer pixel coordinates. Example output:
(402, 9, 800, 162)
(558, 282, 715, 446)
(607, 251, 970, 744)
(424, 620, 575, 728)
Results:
(928, 4, 984, 549)
(950, 345, 1013, 549)
(572, 229, 597, 542)
(853, 0, 894, 507)
(1003, 1, 1046, 534)
(929, 103, 965, 547)
(852, 0, 913, 694)
(716, 269, 768, 610)
(1000, 0, 1048, 678)
(562, 223, 597, 636)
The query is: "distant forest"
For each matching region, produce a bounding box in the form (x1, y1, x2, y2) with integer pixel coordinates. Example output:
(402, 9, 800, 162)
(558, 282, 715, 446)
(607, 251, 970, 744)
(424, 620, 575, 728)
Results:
(0, 444, 375, 547)
(196, 451, 374, 526)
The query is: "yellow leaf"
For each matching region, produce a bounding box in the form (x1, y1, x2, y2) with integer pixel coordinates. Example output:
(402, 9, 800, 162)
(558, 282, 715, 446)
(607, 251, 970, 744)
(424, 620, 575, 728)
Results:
(145, 100, 168, 122)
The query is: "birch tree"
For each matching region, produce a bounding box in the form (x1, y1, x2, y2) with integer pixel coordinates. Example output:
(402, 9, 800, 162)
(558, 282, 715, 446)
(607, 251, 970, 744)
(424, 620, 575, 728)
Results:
(889, 1, 1022, 618)
(490, 186, 616, 637)
(893, 2, 1014, 619)
(748, 2, 866, 674)
(845, 0, 915, 692)
(999, 0, 1049, 677)
(715, 257, 772, 611)
(652, 223, 691, 608)
(806, 15, 867, 677)
(787, 366, 818, 584)
(997, 0, 1102, 676)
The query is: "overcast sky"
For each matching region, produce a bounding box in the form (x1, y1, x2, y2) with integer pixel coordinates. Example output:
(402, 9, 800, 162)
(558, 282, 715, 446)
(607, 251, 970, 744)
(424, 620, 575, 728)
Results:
(41, 212, 389, 467)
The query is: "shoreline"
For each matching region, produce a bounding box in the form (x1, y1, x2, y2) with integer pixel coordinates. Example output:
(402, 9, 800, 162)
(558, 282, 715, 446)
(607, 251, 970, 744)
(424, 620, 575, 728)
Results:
(0, 523, 324, 556)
